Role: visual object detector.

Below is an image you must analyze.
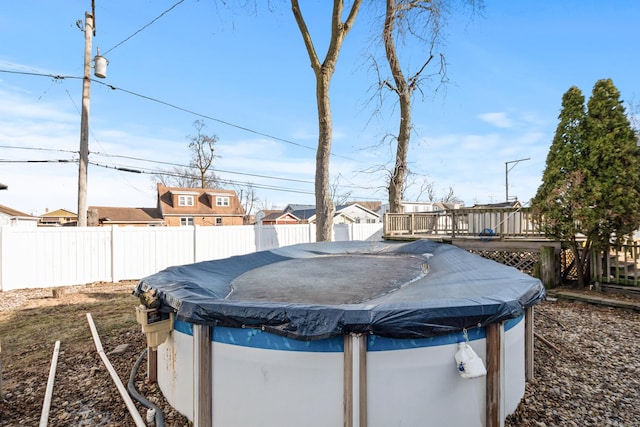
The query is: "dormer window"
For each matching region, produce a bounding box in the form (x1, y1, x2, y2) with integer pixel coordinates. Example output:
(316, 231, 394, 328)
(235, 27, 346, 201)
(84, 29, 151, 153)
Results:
(178, 195, 194, 207)
(216, 196, 230, 207)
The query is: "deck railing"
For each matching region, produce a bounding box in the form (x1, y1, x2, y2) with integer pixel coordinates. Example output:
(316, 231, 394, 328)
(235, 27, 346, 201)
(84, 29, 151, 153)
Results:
(383, 208, 545, 239)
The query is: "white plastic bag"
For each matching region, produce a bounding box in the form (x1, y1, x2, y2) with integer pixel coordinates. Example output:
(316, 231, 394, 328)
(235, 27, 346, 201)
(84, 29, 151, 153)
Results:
(454, 341, 487, 379)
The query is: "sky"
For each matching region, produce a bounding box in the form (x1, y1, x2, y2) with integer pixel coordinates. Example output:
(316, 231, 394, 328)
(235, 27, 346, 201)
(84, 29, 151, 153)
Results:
(1, 1, 638, 216)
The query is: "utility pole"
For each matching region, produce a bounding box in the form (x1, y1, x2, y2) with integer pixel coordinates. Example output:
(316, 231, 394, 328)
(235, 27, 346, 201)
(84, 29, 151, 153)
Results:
(505, 157, 530, 202)
(77, 11, 93, 227)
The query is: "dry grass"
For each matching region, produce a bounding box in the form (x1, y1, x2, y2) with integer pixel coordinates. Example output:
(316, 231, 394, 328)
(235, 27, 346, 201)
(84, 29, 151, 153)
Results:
(0, 282, 140, 372)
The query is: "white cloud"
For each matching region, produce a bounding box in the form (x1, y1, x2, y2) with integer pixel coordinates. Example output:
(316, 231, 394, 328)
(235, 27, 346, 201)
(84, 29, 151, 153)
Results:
(478, 112, 514, 128)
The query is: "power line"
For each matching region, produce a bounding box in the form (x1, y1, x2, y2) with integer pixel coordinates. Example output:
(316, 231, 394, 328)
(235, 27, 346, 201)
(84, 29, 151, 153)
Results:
(0, 145, 78, 154)
(93, 79, 325, 155)
(0, 68, 358, 161)
(102, 0, 186, 56)
(88, 161, 316, 195)
(0, 159, 74, 163)
(90, 151, 315, 184)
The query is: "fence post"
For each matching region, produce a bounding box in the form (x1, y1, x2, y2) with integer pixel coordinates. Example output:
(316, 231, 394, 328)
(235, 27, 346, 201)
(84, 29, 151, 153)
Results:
(110, 225, 116, 283)
(539, 246, 557, 289)
(451, 211, 456, 238)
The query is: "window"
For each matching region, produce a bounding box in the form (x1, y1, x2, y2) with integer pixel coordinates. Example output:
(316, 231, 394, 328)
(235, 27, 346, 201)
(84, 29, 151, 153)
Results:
(215, 217, 223, 226)
(178, 195, 194, 207)
(180, 217, 194, 226)
(216, 196, 230, 207)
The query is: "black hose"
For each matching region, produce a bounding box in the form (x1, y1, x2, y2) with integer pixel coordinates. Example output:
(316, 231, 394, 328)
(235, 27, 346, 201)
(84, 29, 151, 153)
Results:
(128, 348, 165, 427)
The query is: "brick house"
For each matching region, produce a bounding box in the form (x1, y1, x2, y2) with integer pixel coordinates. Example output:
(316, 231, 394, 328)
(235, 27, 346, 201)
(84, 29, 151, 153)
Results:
(88, 183, 245, 227)
(156, 183, 245, 226)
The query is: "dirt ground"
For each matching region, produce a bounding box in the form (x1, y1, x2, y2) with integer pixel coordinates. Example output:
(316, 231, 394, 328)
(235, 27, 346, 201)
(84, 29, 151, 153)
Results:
(0, 281, 190, 426)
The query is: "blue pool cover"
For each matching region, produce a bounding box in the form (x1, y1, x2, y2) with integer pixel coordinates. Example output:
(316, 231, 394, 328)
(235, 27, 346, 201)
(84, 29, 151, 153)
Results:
(133, 239, 545, 340)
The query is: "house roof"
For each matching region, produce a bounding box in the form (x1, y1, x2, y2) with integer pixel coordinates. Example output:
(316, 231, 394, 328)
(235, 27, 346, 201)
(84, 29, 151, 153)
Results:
(157, 183, 245, 216)
(263, 211, 300, 221)
(336, 203, 380, 218)
(0, 204, 34, 218)
(284, 204, 315, 212)
(346, 200, 382, 212)
(40, 208, 77, 218)
(289, 208, 317, 220)
(89, 206, 164, 223)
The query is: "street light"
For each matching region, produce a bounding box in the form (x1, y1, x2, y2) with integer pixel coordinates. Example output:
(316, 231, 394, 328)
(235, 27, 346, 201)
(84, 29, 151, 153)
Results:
(505, 157, 530, 202)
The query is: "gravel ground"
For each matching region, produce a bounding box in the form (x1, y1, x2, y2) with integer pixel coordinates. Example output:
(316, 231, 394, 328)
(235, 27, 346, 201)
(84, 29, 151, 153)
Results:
(1, 284, 639, 426)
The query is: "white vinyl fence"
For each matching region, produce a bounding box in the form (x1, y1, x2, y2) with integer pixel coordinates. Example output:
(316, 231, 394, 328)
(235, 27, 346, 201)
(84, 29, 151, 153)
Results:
(0, 223, 383, 291)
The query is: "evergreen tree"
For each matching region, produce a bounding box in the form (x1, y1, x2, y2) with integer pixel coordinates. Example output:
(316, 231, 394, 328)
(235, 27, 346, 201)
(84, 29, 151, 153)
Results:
(583, 79, 640, 244)
(532, 79, 640, 286)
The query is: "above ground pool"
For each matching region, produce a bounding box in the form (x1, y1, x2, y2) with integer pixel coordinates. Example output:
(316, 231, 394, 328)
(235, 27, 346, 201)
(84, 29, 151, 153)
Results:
(134, 239, 545, 427)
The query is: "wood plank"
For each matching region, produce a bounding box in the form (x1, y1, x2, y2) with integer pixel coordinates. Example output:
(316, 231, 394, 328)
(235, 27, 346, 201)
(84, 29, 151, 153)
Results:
(344, 335, 353, 427)
(359, 336, 367, 427)
(193, 324, 212, 427)
(525, 307, 534, 382)
(486, 323, 501, 427)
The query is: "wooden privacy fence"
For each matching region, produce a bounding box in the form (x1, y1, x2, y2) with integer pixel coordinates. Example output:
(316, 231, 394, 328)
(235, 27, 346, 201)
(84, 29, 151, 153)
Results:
(0, 223, 383, 291)
(384, 208, 544, 239)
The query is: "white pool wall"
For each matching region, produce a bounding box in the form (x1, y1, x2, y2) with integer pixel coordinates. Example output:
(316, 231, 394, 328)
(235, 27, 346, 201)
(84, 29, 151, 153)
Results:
(156, 315, 525, 427)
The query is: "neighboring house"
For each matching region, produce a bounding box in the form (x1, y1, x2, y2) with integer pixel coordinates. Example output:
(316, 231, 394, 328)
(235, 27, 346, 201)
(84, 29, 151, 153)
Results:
(87, 207, 164, 227)
(39, 208, 78, 226)
(335, 203, 380, 224)
(380, 201, 462, 215)
(156, 183, 245, 226)
(256, 210, 300, 225)
(82, 184, 245, 227)
(286, 207, 317, 223)
(285, 203, 381, 225)
(0, 204, 38, 227)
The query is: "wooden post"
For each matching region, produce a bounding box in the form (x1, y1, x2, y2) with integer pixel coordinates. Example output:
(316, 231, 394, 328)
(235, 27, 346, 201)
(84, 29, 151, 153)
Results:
(358, 335, 367, 427)
(147, 347, 157, 383)
(193, 324, 212, 427)
(0, 339, 3, 398)
(343, 335, 353, 427)
(525, 307, 534, 382)
(52, 287, 66, 298)
(540, 245, 556, 289)
(486, 323, 501, 427)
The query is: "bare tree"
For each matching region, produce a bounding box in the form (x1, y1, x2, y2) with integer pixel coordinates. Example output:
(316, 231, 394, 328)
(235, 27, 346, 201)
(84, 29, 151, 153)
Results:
(380, 0, 481, 213)
(155, 166, 208, 188)
(330, 175, 353, 206)
(291, 0, 362, 241)
(188, 120, 219, 188)
(415, 179, 437, 202)
(413, 177, 463, 204)
(233, 183, 259, 223)
(152, 120, 219, 188)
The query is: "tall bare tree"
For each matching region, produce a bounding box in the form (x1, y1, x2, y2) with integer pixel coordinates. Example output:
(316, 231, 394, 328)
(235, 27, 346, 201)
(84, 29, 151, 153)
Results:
(233, 183, 259, 223)
(153, 120, 219, 188)
(291, 0, 362, 241)
(381, 0, 480, 213)
(188, 120, 219, 189)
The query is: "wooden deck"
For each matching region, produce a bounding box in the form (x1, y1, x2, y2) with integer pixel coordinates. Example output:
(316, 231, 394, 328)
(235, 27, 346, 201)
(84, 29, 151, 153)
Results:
(383, 208, 544, 240)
